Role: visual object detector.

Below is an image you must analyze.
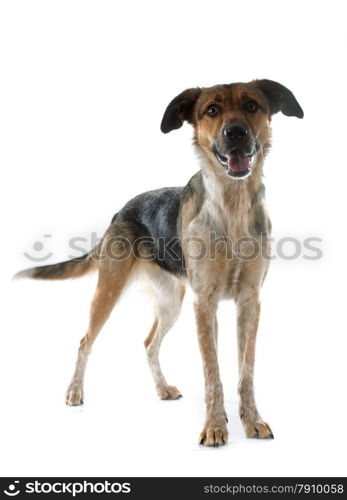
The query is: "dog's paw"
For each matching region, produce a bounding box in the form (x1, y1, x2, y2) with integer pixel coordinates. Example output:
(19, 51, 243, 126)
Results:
(243, 419, 274, 439)
(65, 384, 84, 406)
(156, 384, 182, 400)
(199, 420, 228, 447)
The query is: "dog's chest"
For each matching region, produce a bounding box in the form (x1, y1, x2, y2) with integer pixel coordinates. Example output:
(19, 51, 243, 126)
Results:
(186, 198, 268, 299)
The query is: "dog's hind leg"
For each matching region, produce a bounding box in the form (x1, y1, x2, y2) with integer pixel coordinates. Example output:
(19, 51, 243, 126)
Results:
(66, 233, 135, 406)
(143, 266, 185, 400)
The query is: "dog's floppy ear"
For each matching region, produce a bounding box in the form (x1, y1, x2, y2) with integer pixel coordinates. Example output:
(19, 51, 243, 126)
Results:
(160, 88, 201, 133)
(255, 79, 304, 118)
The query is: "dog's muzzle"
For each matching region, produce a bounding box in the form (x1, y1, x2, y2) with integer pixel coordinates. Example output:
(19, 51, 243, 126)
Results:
(213, 123, 257, 179)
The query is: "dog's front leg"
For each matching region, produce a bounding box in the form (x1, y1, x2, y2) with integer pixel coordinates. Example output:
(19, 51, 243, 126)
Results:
(237, 288, 273, 439)
(194, 297, 228, 446)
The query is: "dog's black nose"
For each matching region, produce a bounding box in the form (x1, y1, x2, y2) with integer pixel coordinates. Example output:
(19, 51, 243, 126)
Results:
(223, 123, 248, 141)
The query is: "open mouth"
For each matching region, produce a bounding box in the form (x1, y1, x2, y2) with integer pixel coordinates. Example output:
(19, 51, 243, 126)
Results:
(213, 146, 255, 179)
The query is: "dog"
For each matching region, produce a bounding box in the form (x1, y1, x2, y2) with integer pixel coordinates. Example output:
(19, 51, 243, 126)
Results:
(16, 79, 303, 446)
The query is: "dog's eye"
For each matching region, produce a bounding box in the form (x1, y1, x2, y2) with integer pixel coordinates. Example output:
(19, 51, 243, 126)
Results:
(206, 104, 220, 117)
(245, 100, 259, 113)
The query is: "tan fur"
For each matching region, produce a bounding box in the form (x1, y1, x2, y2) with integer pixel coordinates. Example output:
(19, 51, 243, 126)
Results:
(141, 263, 185, 400)
(66, 228, 136, 405)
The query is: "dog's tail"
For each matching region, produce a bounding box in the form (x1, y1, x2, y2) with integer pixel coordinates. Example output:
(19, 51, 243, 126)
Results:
(14, 242, 102, 281)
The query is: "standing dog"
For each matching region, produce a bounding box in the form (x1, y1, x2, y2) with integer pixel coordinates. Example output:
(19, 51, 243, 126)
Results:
(16, 79, 303, 446)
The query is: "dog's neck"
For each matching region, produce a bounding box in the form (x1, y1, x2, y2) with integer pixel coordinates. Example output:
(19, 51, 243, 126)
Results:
(198, 150, 265, 237)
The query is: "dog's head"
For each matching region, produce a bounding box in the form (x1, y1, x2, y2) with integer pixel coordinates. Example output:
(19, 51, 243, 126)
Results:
(161, 80, 303, 179)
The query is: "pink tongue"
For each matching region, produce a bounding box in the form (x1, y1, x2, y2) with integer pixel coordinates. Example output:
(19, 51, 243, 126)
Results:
(227, 151, 250, 172)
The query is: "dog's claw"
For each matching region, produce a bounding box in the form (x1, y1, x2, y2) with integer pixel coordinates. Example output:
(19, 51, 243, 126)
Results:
(199, 422, 228, 447)
(244, 420, 273, 439)
(156, 385, 182, 400)
(65, 385, 84, 406)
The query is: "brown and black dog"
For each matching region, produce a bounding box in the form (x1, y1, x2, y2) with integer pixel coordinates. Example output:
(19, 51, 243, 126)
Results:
(16, 79, 303, 446)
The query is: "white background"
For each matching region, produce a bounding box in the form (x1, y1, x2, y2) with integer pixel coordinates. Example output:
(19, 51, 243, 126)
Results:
(1, 0, 346, 478)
